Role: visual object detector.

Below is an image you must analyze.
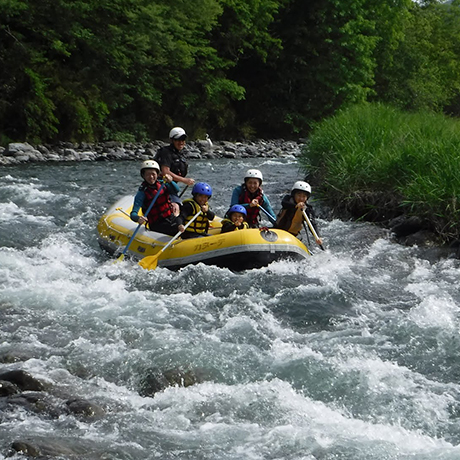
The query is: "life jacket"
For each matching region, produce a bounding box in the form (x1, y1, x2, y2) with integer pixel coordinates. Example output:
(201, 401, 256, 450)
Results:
(238, 185, 264, 226)
(154, 144, 188, 177)
(276, 207, 304, 236)
(141, 181, 173, 228)
(182, 198, 209, 234)
(221, 218, 249, 232)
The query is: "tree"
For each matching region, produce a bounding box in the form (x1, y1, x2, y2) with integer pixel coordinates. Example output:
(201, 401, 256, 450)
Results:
(373, 0, 460, 114)
(230, 0, 392, 137)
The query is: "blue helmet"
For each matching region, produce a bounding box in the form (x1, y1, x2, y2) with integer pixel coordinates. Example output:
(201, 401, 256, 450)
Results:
(227, 204, 247, 217)
(192, 182, 212, 196)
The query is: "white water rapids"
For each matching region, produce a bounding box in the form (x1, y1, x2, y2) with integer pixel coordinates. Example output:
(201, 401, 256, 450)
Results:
(0, 157, 460, 459)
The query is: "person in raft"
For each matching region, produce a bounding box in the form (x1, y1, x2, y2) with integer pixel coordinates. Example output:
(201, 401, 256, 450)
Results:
(275, 181, 323, 246)
(221, 204, 250, 233)
(230, 169, 276, 228)
(179, 182, 215, 239)
(130, 160, 185, 236)
(154, 127, 195, 192)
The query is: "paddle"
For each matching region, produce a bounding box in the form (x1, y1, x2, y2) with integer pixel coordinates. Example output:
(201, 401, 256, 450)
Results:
(115, 183, 165, 262)
(139, 210, 202, 270)
(256, 204, 276, 225)
(302, 209, 325, 251)
(179, 185, 189, 198)
(115, 207, 130, 217)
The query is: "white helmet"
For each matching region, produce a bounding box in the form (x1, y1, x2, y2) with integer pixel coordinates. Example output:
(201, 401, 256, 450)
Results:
(291, 181, 311, 194)
(140, 160, 160, 177)
(169, 127, 187, 140)
(244, 169, 263, 182)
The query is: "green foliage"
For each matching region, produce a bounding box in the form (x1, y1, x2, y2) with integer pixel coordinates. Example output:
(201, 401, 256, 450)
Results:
(2, 0, 460, 142)
(303, 103, 460, 239)
(231, 0, 400, 137)
(373, 0, 460, 113)
(0, 0, 231, 142)
(211, 0, 283, 62)
(23, 68, 59, 142)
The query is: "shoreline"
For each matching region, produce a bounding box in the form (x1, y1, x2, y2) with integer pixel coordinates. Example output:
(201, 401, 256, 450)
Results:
(0, 139, 304, 166)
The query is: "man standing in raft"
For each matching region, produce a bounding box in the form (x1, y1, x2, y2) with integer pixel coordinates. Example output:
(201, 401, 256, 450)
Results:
(230, 169, 276, 228)
(154, 127, 195, 192)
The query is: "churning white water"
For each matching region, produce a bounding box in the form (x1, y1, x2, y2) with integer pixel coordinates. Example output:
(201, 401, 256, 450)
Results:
(1, 157, 460, 459)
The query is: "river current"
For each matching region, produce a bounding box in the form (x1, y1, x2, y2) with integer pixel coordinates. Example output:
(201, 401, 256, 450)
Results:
(1, 156, 460, 459)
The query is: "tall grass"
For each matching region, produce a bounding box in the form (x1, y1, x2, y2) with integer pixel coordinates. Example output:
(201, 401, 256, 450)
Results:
(302, 103, 460, 240)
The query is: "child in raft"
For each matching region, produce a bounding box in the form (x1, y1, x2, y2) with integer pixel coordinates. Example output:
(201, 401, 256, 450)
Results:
(221, 204, 250, 233)
(230, 169, 276, 228)
(276, 181, 323, 246)
(180, 182, 215, 239)
(130, 160, 185, 236)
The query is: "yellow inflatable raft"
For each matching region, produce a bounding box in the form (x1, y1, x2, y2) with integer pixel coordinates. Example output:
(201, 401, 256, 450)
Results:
(97, 195, 311, 270)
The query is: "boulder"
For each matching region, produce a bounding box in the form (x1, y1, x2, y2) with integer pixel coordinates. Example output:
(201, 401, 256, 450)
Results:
(0, 370, 48, 391)
(4, 143, 35, 156)
(66, 398, 105, 419)
(0, 380, 20, 396)
(390, 215, 425, 237)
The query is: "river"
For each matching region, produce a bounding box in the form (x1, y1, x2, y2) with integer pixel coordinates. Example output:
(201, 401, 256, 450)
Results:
(1, 156, 460, 459)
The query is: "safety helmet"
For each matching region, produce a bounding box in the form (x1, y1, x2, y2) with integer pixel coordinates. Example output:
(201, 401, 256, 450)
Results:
(169, 127, 187, 140)
(244, 169, 263, 182)
(291, 181, 311, 194)
(192, 182, 212, 196)
(227, 204, 247, 216)
(140, 159, 160, 177)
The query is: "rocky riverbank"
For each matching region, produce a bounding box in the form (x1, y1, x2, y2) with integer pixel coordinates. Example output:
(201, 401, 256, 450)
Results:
(0, 139, 304, 166)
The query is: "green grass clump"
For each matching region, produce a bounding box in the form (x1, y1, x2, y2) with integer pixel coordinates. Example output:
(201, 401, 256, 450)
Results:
(302, 103, 460, 240)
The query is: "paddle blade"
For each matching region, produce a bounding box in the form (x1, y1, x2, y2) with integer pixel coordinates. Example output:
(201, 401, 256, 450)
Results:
(138, 254, 160, 270)
(114, 253, 125, 263)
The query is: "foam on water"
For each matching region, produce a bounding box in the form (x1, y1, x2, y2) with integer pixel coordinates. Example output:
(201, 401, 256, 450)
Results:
(97, 378, 457, 459)
(1, 178, 62, 205)
(2, 160, 460, 459)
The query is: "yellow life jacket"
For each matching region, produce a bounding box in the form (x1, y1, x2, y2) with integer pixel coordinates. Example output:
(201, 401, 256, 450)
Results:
(221, 218, 249, 232)
(276, 207, 303, 236)
(183, 198, 209, 234)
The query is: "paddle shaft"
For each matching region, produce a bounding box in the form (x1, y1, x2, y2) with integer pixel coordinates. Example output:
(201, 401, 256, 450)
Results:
(158, 210, 202, 255)
(302, 209, 324, 251)
(115, 207, 130, 218)
(119, 183, 165, 258)
(257, 204, 276, 225)
(138, 210, 203, 270)
(179, 185, 189, 198)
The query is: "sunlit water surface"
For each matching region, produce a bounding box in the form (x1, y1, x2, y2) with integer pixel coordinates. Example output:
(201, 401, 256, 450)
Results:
(1, 158, 460, 459)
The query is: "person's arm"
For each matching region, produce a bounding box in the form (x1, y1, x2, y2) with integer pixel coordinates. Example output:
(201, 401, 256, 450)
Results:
(160, 165, 194, 186)
(130, 190, 147, 224)
(166, 181, 181, 196)
(156, 146, 194, 186)
(221, 220, 235, 233)
(204, 208, 215, 221)
(176, 214, 185, 226)
(230, 186, 243, 206)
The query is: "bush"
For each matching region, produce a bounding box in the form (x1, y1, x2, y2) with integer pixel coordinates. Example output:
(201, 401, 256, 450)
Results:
(302, 103, 460, 240)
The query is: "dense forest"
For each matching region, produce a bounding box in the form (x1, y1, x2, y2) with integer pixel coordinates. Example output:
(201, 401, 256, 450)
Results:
(1, 0, 460, 144)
